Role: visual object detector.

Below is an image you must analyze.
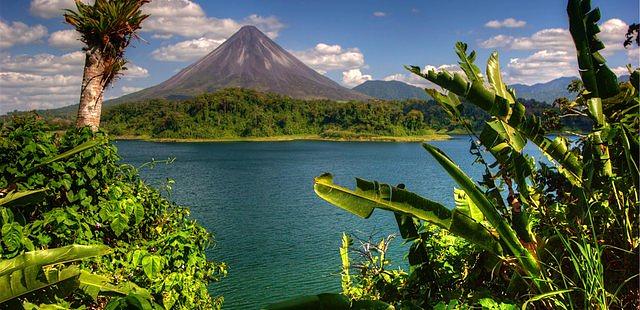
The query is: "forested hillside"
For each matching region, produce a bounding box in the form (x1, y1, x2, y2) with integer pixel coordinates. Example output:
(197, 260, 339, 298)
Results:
(97, 88, 572, 140)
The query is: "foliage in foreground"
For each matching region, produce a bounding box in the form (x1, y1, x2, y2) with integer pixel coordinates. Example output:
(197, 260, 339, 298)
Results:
(0, 116, 226, 309)
(281, 0, 638, 308)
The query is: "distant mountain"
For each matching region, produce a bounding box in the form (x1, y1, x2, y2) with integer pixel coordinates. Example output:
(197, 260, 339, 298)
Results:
(110, 25, 368, 104)
(352, 80, 428, 100)
(509, 76, 577, 104)
(510, 75, 630, 104)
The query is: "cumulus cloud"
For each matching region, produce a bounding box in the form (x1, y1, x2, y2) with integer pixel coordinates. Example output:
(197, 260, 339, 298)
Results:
(48, 29, 84, 50)
(481, 19, 631, 53)
(141, 0, 283, 40)
(0, 51, 148, 114)
(123, 64, 149, 79)
(121, 86, 143, 94)
(383, 64, 461, 88)
(485, 18, 526, 28)
(479, 18, 634, 84)
(292, 43, 365, 74)
(30, 0, 93, 19)
(373, 12, 386, 17)
(151, 38, 225, 62)
(342, 69, 372, 87)
(506, 50, 577, 84)
(0, 20, 48, 49)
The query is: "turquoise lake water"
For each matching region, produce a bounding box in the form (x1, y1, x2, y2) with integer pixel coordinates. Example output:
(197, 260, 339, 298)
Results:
(114, 137, 544, 309)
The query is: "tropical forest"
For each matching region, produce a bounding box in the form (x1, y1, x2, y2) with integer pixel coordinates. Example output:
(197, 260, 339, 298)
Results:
(0, 0, 638, 309)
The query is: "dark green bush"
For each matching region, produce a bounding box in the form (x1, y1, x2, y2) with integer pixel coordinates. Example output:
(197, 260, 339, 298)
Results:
(0, 115, 226, 309)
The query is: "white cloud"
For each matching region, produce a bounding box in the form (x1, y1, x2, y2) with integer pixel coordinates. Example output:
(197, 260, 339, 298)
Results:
(121, 86, 143, 94)
(29, 0, 93, 19)
(383, 64, 461, 88)
(123, 64, 149, 79)
(151, 38, 225, 62)
(48, 29, 83, 50)
(611, 66, 630, 77)
(0, 51, 148, 114)
(292, 43, 366, 74)
(506, 50, 577, 84)
(342, 69, 372, 87)
(0, 21, 48, 49)
(373, 12, 386, 17)
(478, 18, 635, 84)
(141, 0, 283, 40)
(481, 19, 631, 54)
(0, 51, 84, 75)
(485, 18, 526, 28)
(479, 34, 514, 49)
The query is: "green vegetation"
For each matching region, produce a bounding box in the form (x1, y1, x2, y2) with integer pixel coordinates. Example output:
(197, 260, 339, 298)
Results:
(0, 116, 226, 309)
(93, 87, 563, 141)
(274, 0, 638, 308)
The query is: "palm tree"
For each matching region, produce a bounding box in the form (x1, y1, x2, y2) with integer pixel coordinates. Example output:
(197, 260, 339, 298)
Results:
(64, 0, 149, 131)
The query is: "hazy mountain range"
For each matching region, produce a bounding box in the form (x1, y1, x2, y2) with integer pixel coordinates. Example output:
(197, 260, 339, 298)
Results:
(353, 75, 630, 103)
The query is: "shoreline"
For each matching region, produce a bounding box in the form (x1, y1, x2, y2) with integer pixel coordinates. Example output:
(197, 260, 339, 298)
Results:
(114, 133, 453, 143)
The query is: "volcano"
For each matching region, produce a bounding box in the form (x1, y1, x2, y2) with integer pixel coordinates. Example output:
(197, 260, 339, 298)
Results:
(112, 26, 369, 103)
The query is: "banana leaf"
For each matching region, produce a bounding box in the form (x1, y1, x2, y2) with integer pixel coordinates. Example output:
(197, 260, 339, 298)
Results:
(263, 293, 393, 310)
(567, 0, 619, 99)
(0, 266, 81, 303)
(0, 244, 111, 277)
(406, 54, 584, 186)
(422, 144, 541, 280)
(0, 189, 47, 208)
(314, 174, 503, 255)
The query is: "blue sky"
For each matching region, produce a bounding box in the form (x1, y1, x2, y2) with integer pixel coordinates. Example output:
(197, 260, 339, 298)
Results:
(0, 0, 638, 114)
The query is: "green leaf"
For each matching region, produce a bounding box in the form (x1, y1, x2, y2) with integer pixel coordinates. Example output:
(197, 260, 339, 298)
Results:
(0, 244, 111, 278)
(522, 289, 573, 309)
(78, 271, 152, 301)
(422, 143, 541, 280)
(141, 255, 163, 280)
(314, 174, 503, 255)
(455, 42, 483, 83)
(26, 138, 106, 175)
(454, 188, 483, 222)
(0, 189, 47, 208)
(2, 222, 23, 252)
(263, 293, 394, 310)
(567, 0, 619, 98)
(110, 213, 129, 237)
(0, 266, 81, 303)
(486, 52, 515, 103)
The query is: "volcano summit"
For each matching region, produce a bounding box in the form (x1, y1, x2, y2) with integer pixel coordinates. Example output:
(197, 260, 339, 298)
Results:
(112, 26, 369, 103)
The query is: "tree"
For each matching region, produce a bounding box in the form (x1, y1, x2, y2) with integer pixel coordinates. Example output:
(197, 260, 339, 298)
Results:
(64, 0, 149, 131)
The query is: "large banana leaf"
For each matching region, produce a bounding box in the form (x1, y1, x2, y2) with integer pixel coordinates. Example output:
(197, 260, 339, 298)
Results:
(406, 52, 584, 186)
(0, 244, 111, 277)
(263, 293, 393, 310)
(0, 265, 81, 303)
(313, 174, 503, 255)
(567, 0, 619, 99)
(0, 189, 47, 208)
(422, 144, 541, 280)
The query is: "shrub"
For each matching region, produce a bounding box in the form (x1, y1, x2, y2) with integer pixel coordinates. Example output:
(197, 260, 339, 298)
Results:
(0, 115, 226, 309)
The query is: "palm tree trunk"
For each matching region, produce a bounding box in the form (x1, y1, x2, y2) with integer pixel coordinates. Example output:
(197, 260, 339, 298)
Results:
(76, 50, 108, 131)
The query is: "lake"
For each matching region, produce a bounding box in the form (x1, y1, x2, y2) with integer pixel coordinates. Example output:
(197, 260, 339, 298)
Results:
(114, 137, 543, 309)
